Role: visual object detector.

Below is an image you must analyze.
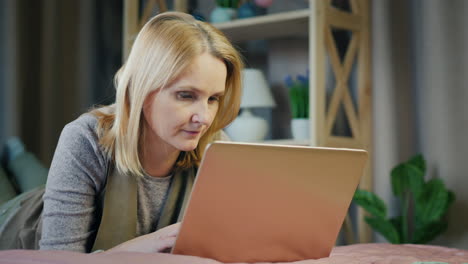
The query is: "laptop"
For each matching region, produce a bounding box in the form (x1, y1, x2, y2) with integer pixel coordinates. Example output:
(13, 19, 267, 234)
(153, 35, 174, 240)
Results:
(172, 141, 368, 263)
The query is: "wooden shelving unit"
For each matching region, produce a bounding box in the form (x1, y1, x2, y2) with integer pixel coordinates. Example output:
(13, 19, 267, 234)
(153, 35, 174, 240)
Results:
(213, 9, 310, 43)
(212, 1, 373, 244)
(261, 139, 310, 146)
(122, 0, 373, 244)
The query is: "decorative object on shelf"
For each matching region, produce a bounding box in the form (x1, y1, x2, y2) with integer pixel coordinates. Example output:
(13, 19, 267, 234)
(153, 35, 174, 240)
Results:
(253, 0, 272, 15)
(225, 68, 275, 142)
(210, 0, 239, 23)
(237, 1, 257, 19)
(285, 71, 309, 140)
(237, 0, 271, 19)
(254, 0, 273, 8)
(291, 118, 309, 141)
(353, 154, 455, 244)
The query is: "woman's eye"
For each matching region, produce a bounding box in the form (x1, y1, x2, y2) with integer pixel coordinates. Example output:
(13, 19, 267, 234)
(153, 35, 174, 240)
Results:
(208, 96, 220, 103)
(177, 92, 195, 100)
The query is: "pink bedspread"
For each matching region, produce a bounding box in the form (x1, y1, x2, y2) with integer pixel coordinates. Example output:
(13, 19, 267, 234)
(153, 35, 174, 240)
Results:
(1, 243, 467, 264)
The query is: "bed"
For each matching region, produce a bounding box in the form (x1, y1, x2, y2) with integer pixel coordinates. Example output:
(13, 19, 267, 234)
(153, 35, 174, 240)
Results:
(1, 243, 467, 264)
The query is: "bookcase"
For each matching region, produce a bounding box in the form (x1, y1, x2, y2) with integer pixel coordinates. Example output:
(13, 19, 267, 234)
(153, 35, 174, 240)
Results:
(123, 0, 372, 243)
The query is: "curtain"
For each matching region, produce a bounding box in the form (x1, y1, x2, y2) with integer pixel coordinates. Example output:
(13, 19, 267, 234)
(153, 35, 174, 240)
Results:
(0, 0, 122, 166)
(373, 0, 468, 248)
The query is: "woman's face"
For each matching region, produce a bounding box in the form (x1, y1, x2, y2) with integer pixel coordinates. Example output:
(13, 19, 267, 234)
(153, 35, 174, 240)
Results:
(143, 52, 227, 152)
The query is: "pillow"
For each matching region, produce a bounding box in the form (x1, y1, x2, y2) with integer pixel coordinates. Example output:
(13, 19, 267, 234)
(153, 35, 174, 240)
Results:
(7, 152, 48, 193)
(3, 137, 48, 193)
(0, 166, 17, 205)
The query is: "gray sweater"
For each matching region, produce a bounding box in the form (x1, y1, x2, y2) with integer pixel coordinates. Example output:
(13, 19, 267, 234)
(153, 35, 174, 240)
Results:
(40, 113, 172, 252)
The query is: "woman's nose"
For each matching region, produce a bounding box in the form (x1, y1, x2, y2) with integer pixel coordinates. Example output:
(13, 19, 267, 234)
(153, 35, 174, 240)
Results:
(191, 103, 212, 124)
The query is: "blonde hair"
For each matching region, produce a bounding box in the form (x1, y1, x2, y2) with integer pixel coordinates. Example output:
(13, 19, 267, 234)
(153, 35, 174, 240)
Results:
(92, 12, 243, 176)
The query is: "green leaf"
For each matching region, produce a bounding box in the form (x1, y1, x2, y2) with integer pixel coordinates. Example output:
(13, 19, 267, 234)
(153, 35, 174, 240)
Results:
(407, 164, 425, 198)
(304, 87, 309, 118)
(216, 0, 238, 8)
(412, 220, 448, 244)
(289, 88, 299, 118)
(301, 86, 308, 118)
(390, 216, 403, 236)
(288, 80, 308, 118)
(407, 154, 426, 174)
(391, 164, 407, 198)
(445, 190, 456, 212)
(391, 163, 425, 199)
(353, 189, 387, 218)
(352, 154, 455, 245)
(365, 216, 400, 244)
(415, 178, 449, 225)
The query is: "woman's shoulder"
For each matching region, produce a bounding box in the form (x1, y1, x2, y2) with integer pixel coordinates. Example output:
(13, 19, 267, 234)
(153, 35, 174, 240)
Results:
(67, 113, 98, 131)
(63, 105, 114, 138)
(58, 106, 116, 164)
(49, 108, 113, 191)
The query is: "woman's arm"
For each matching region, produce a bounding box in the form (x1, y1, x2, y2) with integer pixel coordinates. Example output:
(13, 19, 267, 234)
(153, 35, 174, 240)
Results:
(105, 223, 181, 253)
(40, 115, 108, 252)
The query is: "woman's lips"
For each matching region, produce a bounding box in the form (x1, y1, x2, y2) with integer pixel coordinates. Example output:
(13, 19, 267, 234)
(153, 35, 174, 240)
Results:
(183, 130, 201, 136)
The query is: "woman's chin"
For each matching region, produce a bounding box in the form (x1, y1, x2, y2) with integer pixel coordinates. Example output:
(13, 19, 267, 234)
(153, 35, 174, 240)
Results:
(176, 142, 199, 152)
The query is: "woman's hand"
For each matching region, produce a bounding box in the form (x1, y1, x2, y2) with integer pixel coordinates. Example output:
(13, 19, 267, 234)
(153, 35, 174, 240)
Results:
(106, 223, 181, 253)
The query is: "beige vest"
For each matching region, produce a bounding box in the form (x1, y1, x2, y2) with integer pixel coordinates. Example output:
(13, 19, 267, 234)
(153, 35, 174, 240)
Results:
(92, 166, 195, 251)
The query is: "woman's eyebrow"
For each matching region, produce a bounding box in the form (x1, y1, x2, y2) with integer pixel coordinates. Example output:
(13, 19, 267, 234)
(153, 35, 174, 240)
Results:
(212, 91, 225, 96)
(178, 86, 225, 96)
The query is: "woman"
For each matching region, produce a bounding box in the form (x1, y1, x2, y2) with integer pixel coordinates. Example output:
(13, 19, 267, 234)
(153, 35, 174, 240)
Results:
(40, 12, 242, 253)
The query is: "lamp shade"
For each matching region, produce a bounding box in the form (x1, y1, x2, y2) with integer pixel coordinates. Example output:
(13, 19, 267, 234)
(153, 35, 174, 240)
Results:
(225, 69, 275, 141)
(240, 69, 276, 108)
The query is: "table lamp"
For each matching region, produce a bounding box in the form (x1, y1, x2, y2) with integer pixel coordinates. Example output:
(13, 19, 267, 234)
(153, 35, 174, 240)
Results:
(225, 68, 276, 141)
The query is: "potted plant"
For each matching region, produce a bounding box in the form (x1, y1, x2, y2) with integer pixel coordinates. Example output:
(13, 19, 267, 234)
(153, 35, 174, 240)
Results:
(353, 154, 455, 244)
(285, 72, 309, 140)
(210, 0, 240, 23)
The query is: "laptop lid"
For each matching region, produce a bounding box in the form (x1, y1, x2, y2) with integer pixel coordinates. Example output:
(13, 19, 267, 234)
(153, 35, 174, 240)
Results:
(172, 141, 368, 263)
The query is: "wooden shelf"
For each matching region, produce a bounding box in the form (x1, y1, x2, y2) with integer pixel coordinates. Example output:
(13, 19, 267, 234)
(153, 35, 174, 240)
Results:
(226, 139, 310, 146)
(213, 9, 310, 43)
(261, 139, 310, 146)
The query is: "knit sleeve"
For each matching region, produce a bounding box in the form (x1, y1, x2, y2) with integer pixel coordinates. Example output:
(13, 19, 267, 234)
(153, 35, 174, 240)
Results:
(40, 114, 109, 253)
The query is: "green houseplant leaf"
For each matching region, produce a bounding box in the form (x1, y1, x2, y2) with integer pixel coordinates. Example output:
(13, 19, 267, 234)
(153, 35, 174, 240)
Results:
(216, 0, 239, 8)
(365, 216, 400, 244)
(412, 219, 448, 244)
(445, 190, 456, 212)
(391, 163, 425, 199)
(286, 73, 309, 119)
(353, 189, 387, 218)
(288, 84, 308, 118)
(415, 178, 450, 225)
(389, 216, 403, 235)
(353, 154, 455, 244)
(407, 154, 426, 172)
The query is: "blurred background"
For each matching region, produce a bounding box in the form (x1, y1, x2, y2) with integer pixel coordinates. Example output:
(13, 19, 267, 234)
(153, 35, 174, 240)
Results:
(0, 0, 122, 164)
(1, 0, 468, 249)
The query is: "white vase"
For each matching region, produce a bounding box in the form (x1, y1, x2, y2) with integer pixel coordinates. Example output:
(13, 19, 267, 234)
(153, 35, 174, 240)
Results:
(291, 118, 310, 140)
(225, 109, 268, 142)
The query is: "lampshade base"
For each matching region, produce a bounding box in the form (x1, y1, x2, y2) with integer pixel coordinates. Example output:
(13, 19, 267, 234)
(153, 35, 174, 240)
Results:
(225, 109, 268, 142)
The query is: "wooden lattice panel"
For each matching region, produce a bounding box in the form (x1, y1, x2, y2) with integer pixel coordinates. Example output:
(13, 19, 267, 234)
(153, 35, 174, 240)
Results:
(314, 0, 373, 243)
